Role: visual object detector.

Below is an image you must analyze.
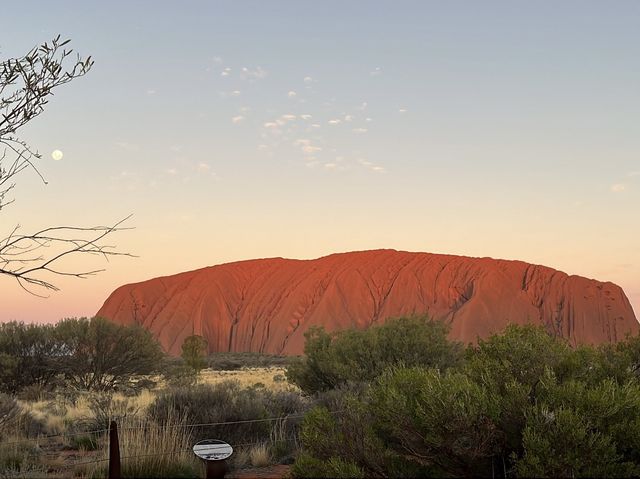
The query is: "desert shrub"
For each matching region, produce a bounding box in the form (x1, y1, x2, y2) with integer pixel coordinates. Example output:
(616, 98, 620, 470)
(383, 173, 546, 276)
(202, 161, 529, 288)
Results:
(286, 315, 463, 393)
(294, 324, 640, 477)
(0, 322, 64, 394)
(371, 367, 501, 476)
(0, 441, 44, 478)
(297, 401, 392, 477)
(296, 368, 501, 477)
(0, 404, 47, 440)
(161, 360, 198, 388)
(0, 318, 165, 395)
(312, 381, 369, 412)
(148, 380, 307, 446)
(0, 394, 19, 439)
(86, 393, 139, 430)
(207, 352, 291, 370)
(16, 384, 56, 402)
(181, 335, 208, 373)
(56, 317, 164, 391)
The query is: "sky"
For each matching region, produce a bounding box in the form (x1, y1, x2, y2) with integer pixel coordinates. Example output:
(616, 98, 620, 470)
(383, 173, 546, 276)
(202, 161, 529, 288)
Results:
(0, 0, 638, 322)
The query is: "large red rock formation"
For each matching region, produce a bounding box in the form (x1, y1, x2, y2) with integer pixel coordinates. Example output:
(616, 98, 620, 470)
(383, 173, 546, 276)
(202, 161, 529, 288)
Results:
(96, 250, 639, 355)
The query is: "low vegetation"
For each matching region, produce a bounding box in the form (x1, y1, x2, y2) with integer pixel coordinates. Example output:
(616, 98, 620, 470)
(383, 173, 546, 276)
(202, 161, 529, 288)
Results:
(0, 318, 163, 395)
(291, 320, 640, 478)
(2, 314, 640, 477)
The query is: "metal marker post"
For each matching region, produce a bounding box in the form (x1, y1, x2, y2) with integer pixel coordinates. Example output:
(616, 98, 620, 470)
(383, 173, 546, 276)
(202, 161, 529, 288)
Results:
(193, 439, 233, 479)
(108, 421, 121, 479)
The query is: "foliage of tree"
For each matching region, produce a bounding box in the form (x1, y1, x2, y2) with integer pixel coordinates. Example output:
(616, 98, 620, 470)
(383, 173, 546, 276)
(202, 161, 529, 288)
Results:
(180, 334, 208, 373)
(0, 35, 131, 294)
(0, 321, 64, 393)
(292, 324, 640, 478)
(286, 315, 463, 393)
(0, 317, 164, 393)
(56, 317, 164, 391)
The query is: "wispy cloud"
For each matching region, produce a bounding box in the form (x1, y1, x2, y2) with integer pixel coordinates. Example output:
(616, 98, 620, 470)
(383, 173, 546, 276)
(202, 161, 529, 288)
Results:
(231, 90, 241, 97)
(352, 128, 368, 134)
(328, 119, 341, 125)
(628, 171, 640, 177)
(221, 67, 231, 77)
(358, 158, 386, 173)
(611, 183, 626, 192)
(288, 90, 297, 98)
(398, 108, 408, 113)
(294, 139, 322, 155)
(231, 115, 245, 124)
(304, 76, 313, 84)
(241, 66, 268, 80)
(370, 67, 382, 77)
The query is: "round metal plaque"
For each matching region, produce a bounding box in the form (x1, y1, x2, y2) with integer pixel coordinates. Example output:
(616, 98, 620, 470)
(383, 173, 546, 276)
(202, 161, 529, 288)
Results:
(193, 439, 233, 461)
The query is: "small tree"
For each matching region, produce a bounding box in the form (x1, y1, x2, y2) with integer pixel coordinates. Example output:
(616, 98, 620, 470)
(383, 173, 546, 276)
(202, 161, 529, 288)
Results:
(0, 321, 64, 393)
(181, 335, 208, 373)
(56, 317, 164, 391)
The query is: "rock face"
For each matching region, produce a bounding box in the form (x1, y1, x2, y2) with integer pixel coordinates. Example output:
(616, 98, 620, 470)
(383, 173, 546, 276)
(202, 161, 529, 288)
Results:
(96, 250, 639, 355)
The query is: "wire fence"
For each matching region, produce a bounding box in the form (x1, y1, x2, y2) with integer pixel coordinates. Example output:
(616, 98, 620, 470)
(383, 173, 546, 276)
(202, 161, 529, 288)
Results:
(0, 410, 343, 475)
(1, 411, 319, 445)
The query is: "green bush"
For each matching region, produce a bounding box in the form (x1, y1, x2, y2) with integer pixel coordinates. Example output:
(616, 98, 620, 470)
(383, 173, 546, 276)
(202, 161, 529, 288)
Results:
(294, 325, 640, 477)
(181, 335, 208, 373)
(0, 318, 165, 394)
(161, 360, 198, 388)
(86, 393, 139, 431)
(56, 317, 164, 391)
(286, 315, 463, 393)
(371, 367, 501, 476)
(0, 322, 63, 394)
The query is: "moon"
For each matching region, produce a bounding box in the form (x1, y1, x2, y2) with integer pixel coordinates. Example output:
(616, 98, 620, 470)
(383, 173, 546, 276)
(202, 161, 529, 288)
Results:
(51, 150, 64, 161)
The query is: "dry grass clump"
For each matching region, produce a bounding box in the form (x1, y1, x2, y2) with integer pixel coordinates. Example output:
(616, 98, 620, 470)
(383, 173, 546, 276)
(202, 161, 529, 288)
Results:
(249, 442, 272, 467)
(199, 367, 299, 392)
(81, 410, 199, 478)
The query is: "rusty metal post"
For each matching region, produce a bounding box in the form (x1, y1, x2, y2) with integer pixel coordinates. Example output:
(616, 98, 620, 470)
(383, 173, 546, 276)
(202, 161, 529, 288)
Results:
(205, 459, 227, 479)
(108, 420, 121, 479)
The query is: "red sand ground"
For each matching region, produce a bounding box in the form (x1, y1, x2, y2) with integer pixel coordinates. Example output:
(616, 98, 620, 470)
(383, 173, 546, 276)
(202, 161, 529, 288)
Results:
(97, 249, 639, 355)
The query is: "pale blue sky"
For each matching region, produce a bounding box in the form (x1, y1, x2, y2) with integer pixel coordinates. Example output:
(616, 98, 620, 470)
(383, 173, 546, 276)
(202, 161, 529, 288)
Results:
(1, 1, 638, 321)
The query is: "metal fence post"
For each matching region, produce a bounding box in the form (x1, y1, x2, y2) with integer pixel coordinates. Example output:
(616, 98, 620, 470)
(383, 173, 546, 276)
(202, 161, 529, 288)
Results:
(108, 420, 121, 479)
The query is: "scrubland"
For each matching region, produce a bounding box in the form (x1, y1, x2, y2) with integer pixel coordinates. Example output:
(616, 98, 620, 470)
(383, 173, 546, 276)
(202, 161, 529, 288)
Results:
(3, 316, 640, 478)
(1, 366, 300, 478)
